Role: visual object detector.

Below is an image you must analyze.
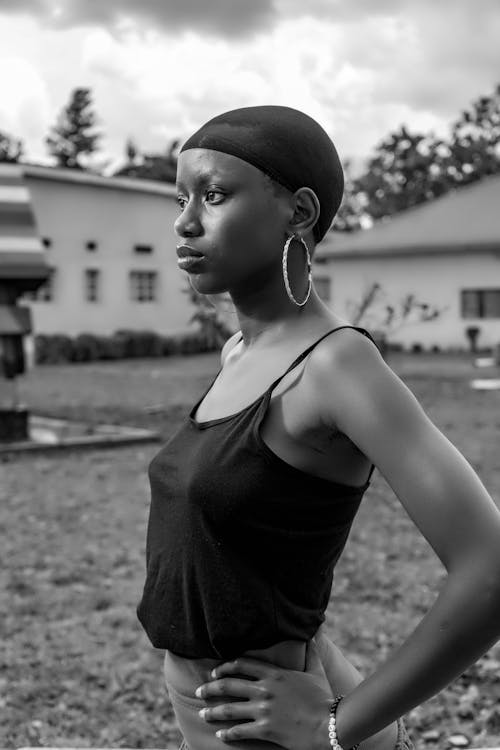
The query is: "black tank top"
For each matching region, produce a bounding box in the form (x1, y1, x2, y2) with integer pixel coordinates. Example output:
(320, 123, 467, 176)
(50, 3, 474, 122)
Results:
(136, 325, 377, 659)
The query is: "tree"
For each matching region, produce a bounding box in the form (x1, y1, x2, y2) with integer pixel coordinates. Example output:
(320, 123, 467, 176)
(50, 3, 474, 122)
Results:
(46, 87, 101, 169)
(332, 159, 367, 232)
(339, 83, 500, 228)
(0, 130, 23, 163)
(353, 126, 451, 222)
(112, 138, 179, 183)
(125, 138, 139, 164)
(447, 83, 500, 187)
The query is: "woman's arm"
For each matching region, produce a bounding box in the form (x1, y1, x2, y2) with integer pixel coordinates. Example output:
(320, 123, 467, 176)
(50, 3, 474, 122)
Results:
(305, 329, 500, 748)
(196, 330, 500, 748)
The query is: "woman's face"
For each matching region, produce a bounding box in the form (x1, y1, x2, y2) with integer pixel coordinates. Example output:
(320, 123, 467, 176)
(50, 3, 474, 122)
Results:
(174, 148, 290, 296)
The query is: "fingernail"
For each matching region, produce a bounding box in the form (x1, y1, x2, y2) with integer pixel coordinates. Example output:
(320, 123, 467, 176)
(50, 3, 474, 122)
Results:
(211, 668, 217, 678)
(216, 730, 223, 739)
(195, 687, 203, 698)
(198, 708, 207, 719)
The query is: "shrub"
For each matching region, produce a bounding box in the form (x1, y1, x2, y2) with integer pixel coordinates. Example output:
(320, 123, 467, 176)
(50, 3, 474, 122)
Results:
(386, 342, 404, 352)
(34, 329, 219, 364)
(112, 329, 163, 358)
(113, 329, 136, 358)
(35, 334, 74, 363)
(73, 333, 102, 362)
(159, 335, 180, 356)
(100, 334, 126, 360)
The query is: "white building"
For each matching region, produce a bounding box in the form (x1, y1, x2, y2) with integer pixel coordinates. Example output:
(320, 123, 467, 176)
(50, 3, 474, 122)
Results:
(2, 163, 499, 351)
(314, 175, 500, 350)
(1, 163, 194, 337)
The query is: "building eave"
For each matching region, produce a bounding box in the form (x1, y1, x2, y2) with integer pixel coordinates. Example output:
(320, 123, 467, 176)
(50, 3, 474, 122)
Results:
(315, 241, 500, 262)
(20, 164, 178, 198)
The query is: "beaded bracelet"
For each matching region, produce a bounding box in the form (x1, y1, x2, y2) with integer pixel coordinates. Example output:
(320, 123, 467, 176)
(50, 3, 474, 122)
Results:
(328, 695, 360, 750)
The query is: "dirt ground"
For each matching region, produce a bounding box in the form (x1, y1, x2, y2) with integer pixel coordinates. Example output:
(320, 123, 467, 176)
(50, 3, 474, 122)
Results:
(1, 350, 500, 748)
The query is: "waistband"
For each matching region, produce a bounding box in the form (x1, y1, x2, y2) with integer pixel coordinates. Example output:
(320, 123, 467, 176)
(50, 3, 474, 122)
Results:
(164, 632, 315, 698)
(168, 632, 313, 667)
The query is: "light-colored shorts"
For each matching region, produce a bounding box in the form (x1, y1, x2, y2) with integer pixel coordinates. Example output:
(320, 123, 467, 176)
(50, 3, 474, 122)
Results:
(163, 627, 414, 750)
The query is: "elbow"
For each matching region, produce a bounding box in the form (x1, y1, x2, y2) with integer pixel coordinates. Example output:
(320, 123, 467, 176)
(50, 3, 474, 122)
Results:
(452, 552, 500, 610)
(483, 562, 500, 611)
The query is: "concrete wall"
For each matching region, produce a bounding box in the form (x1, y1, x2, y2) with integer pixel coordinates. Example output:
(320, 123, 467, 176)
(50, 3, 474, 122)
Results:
(22, 173, 194, 336)
(17, 168, 500, 350)
(315, 252, 500, 349)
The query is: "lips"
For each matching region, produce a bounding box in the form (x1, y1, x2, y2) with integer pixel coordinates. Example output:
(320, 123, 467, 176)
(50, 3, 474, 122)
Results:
(176, 244, 204, 259)
(177, 255, 206, 272)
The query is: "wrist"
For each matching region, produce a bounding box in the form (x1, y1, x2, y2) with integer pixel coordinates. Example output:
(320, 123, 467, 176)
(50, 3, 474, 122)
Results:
(328, 695, 359, 750)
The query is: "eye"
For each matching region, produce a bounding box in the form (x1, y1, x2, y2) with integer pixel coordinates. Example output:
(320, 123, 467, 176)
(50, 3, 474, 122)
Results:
(177, 194, 187, 211)
(205, 190, 225, 204)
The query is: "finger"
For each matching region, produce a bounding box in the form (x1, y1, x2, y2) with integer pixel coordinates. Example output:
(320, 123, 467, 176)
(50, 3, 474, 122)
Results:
(196, 677, 266, 700)
(200, 699, 264, 723)
(215, 720, 277, 744)
(211, 657, 275, 681)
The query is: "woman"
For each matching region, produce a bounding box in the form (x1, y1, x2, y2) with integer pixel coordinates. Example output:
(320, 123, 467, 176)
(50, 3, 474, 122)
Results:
(137, 106, 500, 750)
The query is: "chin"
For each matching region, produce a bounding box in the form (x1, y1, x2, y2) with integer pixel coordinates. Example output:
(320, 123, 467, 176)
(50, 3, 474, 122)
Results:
(188, 273, 228, 296)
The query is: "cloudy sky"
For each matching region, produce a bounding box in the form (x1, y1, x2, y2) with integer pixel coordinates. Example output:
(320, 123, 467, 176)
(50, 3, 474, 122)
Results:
(0, 0, 499, 172)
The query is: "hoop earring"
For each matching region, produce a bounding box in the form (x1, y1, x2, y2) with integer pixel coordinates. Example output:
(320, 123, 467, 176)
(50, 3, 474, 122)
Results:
(282, 234, 312, 307)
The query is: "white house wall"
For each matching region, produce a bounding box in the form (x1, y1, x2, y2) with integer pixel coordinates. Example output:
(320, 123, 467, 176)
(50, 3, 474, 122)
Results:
(23, 174, 193, 336)
(319, 253, 500, 349)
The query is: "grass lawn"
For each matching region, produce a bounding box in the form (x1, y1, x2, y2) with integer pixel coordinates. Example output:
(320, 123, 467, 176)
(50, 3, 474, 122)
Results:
(2, 350, 500, 749)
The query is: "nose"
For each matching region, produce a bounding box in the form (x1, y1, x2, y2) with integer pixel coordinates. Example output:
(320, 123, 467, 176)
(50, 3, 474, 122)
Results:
(174, 199, 203, 239)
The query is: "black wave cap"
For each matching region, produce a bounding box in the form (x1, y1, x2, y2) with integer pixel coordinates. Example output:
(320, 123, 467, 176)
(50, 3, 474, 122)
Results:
(180, 105, 344, 242)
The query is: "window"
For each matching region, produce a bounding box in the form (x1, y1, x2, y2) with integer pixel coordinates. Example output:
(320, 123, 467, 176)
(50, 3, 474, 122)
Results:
(86, 240, 97, 251)
(483, 289, 500, 318)
(134, 244, 153, 254)
(24, 267, 56, 302)
(461, 290, 480, 318)
(461, 289, 500, 319)
(85, 269, 100, 302)
(130, 270, 157, 302)
(313, 276, 331, 302)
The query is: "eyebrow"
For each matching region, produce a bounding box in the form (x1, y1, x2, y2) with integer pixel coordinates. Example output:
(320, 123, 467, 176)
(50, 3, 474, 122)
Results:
(176, 170, 229, 191)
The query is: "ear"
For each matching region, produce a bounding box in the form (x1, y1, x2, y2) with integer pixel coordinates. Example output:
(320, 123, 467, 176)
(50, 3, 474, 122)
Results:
(287, 187, 321, 237)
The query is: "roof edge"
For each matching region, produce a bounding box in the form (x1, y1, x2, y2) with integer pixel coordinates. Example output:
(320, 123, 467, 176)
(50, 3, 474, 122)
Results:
(20, 164, 178, 198)
(315, 241, 500, 260)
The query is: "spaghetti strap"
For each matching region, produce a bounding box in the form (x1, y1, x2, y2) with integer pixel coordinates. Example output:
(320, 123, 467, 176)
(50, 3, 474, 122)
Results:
(263, 324, 378, 484)
(271, 324, 377, 386)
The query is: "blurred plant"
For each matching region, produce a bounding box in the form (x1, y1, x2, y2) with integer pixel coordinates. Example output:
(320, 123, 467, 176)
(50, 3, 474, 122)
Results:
(346, 282, 446, 355)
(125, 138, 139, 164)
(33, 329, 216, 364)
(447, 83, 500, 186)
(183, 280, 233, 350)
(46, 87, 102, 170)
(332, 158, 369, 232)
(0, 130, 24, 163)
(112, 137, 179, 184)
(332, 82, 500, 230)
(349, 127, 451, 223)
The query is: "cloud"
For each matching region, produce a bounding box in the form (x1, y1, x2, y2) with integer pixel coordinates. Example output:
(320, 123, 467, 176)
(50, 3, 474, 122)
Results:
(1, 0, 499, 169)
(282, 2, 500, 125)
(0, 57, 51, 144)
(77, 17, 430, 164)
(276, 0, 500, 22)
(0, 0, 276, 38)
